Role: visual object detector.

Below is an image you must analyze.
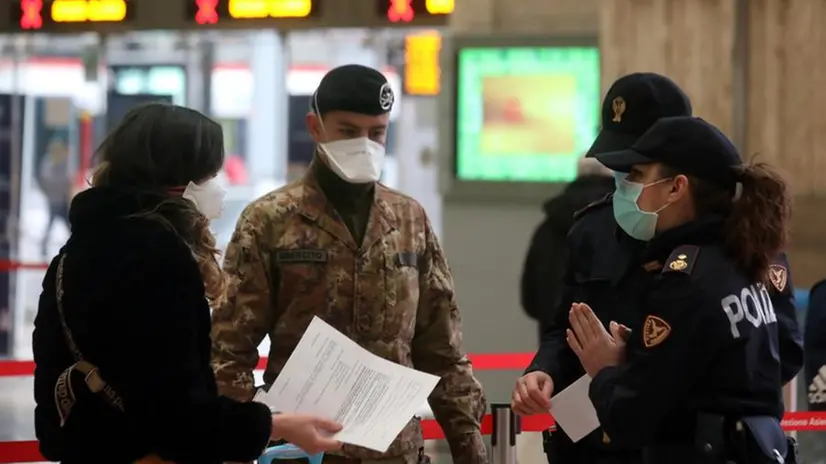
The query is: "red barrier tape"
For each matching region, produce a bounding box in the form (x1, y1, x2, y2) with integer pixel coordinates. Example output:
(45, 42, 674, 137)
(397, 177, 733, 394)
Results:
(0, 260, 49, 272)
(2, 412, 825, 463)
(0, 440, 40, 464)
(0, 360, 35, 377)
(0, 353, 535, 377)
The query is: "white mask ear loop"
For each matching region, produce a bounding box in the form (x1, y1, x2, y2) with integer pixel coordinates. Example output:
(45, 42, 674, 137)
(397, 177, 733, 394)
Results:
(312, 90, 329, 141)
(732, 182, 743, 202)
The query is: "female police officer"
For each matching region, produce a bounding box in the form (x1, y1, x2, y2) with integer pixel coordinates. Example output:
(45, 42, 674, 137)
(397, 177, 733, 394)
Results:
(566, 116, 795, 464)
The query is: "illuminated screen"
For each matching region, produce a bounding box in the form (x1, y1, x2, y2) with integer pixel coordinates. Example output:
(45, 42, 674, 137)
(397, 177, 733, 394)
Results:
(377, 0, 452, 23)
(190, 0, 318, 24)
(455, 47, 600, 183)
(13, 0, 131, 30)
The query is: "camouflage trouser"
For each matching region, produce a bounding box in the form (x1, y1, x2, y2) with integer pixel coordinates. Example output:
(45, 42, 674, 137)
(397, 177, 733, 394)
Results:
(276, 451, 421, 464)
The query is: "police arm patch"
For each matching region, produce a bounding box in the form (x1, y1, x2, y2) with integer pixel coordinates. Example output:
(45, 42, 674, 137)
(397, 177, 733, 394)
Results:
(768, 264, 788, 292)
(642, 315, 671, 348)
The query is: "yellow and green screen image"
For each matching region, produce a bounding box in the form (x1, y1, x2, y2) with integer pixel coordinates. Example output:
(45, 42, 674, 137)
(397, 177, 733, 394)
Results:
(455, 47, 600, 182)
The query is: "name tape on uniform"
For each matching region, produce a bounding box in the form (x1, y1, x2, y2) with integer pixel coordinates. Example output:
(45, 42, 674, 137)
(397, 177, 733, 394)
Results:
(275, 249, 328, 263)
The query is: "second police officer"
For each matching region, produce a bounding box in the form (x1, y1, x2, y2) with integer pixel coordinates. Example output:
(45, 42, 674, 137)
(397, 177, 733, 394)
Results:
(568, 116, 795, 464)
(514, 73, 694, 464)
(511, 73, 804, 464)
(210, 64, 488, 464)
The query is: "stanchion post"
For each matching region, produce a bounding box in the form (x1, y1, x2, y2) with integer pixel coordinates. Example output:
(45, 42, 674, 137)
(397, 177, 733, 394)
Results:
(490, 403, 519, 464)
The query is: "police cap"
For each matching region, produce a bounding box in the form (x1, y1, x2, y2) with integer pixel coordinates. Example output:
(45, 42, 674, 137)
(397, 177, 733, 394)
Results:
(311, 64, 395, 117)
(595, 116, 742, 190)
(585, 73, 692, 157)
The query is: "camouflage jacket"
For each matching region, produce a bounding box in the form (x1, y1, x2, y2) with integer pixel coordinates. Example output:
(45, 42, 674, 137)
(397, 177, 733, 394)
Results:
(211, 171, 488, 463)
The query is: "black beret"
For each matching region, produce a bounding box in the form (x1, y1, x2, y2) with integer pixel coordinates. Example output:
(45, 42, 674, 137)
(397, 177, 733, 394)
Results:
(311, 64, 395, 116)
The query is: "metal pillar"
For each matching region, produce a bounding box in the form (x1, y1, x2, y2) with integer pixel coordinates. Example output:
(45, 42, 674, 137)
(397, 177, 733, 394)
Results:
(491, 403, 519, 464)
(200, 37, 214, 117)
(245, 30, 288, 185)
(184, 32, 215, 114)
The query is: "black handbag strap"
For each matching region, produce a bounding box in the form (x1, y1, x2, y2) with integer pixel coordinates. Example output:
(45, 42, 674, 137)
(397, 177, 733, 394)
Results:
(53, 253, 126, 426)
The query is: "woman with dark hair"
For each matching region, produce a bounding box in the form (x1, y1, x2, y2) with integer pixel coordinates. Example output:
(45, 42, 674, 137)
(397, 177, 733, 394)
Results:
(564, 116, 795, 464)
(32, 103, 342, 463)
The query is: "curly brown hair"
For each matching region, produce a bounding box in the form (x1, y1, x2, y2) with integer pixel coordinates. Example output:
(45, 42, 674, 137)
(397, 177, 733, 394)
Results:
(667, 160, 791, 282)
(90, 103, 228, 306)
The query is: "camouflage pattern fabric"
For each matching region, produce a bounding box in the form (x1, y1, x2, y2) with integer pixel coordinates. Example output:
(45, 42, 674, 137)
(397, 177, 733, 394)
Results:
(276, 451, 418, 464)
(211, 171, 488, 463)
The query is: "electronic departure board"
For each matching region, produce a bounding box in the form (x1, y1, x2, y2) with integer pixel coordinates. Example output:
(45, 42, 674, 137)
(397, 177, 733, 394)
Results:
(14, 0, 132, 30)
(190, 0, 320, 25)
(378, 0, 453, 23)
(2, 0, 451, 32)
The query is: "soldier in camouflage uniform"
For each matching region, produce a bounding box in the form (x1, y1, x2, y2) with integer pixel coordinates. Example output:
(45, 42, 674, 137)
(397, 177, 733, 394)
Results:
(211, 64, 488, 464)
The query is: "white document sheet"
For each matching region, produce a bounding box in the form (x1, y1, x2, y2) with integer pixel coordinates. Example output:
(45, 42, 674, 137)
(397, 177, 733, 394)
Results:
(260, 316, 441, 453)
(549, 375, 601, 443)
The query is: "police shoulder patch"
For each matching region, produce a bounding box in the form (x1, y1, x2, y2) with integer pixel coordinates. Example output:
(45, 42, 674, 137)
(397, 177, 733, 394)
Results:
(662, 245, 700, 275)
(768, 264, 788, 292)
(573, 193, 613, 220)
(642, 315, 671, 348)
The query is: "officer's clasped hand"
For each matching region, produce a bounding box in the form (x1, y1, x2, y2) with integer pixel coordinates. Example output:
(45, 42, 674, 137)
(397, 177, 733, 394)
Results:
(511, 371, 554, 416)
(566, 303, 628, 377)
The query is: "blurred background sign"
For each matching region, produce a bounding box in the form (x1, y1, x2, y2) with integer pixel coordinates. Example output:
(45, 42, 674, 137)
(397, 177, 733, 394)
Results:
(425, 0, 453, 14)
(50, 0, 127, 22)
(228, 0, 314, 19)
(17, 0, 131, 30)
(379, 0, 452, 24)
(192, 0, 318, 25)
(404, 31, 441, 96)
(5, 0, 454, 31)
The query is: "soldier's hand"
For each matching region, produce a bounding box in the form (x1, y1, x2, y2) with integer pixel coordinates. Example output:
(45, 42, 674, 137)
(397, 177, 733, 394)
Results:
(271, 413, 343, 454)
(511, 371, 553, 416)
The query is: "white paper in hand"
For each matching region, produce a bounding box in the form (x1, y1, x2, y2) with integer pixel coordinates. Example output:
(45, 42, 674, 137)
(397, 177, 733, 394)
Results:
(549, 375, 601, 443)
(260, 316, 440, 453)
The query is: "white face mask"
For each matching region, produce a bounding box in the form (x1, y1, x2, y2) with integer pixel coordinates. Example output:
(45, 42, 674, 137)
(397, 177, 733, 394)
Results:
(182, 178, 227, 220)
(312, 89, 387, 184)
(319, 137, 385, 184)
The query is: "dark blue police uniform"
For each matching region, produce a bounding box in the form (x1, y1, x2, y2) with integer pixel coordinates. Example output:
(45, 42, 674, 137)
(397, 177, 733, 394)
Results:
(588, 116, 795, 464)
(530, 199, 644, 463)
(767, 254, 804, 386)
(805, 280, 826, 411)
(530, 196, 802, 464)
(590, 219, 787, 464)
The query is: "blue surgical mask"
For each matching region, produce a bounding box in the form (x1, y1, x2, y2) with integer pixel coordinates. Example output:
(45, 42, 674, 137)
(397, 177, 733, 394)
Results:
(612, 178, 672, 241)
(612, 171, 628, 189)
